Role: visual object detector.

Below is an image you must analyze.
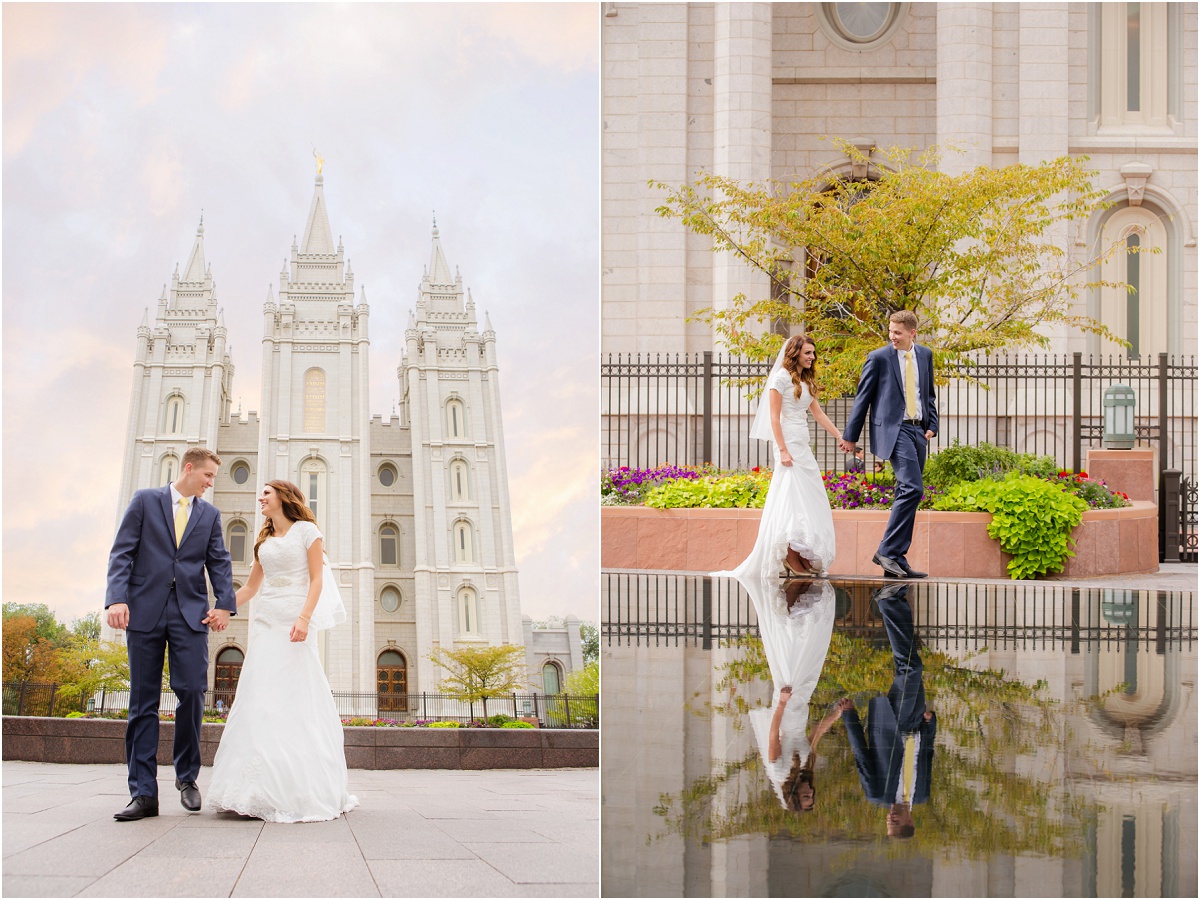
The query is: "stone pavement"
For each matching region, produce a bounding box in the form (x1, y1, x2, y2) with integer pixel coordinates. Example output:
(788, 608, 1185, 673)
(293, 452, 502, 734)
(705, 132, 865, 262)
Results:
(2, 761, 598, 898)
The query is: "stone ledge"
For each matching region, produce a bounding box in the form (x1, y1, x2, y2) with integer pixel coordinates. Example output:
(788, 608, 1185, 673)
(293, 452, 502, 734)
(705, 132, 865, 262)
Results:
(1, 718, 597, 769)
(601, 501, 1159, 578)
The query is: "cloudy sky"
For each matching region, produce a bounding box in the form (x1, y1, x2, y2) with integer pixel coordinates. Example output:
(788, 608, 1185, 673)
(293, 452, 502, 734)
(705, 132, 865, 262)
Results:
(3, 3, 598, 627)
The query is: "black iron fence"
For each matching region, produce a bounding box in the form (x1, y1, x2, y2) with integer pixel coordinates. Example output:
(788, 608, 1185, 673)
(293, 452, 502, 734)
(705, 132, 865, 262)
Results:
(602, 351, 1197, 560)
(602, 573, 1197, 653)
(2, 684, 598, 729)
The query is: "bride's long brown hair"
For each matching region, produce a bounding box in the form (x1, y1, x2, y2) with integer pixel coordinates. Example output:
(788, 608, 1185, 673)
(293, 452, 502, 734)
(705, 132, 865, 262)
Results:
(781, 752, 817, 813)
(781, 335, 820, 400)
(253, 480, 318, 561)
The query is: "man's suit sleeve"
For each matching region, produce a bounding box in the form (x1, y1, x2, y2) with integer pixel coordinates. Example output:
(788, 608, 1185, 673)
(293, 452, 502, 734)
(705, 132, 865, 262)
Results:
(106, 493, 144, 608)
(205, 508, 238, 614)
(842, 708, 874, 796)
(923, 346, 938, 436)
(842, 351, 880, 443)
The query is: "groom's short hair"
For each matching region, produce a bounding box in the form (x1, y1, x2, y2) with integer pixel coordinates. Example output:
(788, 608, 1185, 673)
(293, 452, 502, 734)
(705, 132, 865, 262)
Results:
(182, 447, 221, 470)
(890, 310, 918, 331)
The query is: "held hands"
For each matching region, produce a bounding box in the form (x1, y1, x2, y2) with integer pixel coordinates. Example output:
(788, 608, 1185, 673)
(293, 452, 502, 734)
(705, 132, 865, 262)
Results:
(837, 437, 856, 454)
(106, 603, 130, 631)
(203, 608, 230, 632)
(836, 697, 854, 713)
(289, 617, 310, 643)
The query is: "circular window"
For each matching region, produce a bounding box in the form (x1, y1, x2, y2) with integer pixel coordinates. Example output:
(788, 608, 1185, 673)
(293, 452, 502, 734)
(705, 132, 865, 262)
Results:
(231, 462, 250, 485)
(819, 2, 905, 50)
(380, 587, 402, 613)
(378, 463, 397, 487)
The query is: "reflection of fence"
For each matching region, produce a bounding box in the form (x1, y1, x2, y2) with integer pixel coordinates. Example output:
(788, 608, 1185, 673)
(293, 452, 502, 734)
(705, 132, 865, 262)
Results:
(603, 351, 1197, 559)
(1, 684, 598, 729)
(602, 573, 1197, 652)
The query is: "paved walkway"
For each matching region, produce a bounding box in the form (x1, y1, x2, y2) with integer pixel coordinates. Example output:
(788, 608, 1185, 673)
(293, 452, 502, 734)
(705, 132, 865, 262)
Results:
(2, 761, 598, 898)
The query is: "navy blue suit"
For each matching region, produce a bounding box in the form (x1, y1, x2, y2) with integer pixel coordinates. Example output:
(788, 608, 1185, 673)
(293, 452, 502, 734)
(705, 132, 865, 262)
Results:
(842, 586, 935, 806)
(842, 343, 938, 563)
(106, 485, 236, 799)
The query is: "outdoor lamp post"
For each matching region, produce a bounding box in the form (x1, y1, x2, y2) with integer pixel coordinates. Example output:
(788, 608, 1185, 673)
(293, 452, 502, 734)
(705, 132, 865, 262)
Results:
(1102, 384, 1136, 449)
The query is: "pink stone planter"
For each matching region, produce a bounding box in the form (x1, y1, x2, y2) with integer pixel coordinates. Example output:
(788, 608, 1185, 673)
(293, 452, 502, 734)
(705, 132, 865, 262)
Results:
(601, 502, 1159, 579)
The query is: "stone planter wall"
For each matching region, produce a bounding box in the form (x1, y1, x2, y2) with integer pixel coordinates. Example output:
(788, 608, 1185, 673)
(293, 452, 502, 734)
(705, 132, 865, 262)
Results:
(601, 501, 1159, 579)
(1, 716, 597, 769)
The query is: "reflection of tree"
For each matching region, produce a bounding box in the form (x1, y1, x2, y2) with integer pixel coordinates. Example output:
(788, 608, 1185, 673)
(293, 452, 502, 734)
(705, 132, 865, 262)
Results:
(657, 632, 1092, 858)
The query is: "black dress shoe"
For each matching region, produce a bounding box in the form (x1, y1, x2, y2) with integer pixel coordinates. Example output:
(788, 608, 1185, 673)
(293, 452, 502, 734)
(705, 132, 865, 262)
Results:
(871, 552, 907, 578)
(114, 796, 159, 821)
(900, 562, 928, 579)
(175, 778, 201, 812)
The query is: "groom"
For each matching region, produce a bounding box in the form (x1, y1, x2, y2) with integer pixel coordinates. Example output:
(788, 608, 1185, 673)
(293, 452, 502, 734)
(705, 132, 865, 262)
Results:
(839, 310, 938, 578)
(105, 447, 237, 820)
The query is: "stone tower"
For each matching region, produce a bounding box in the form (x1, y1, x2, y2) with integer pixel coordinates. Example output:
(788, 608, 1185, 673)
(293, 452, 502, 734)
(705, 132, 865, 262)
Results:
(400, 220, 524, 693)
(256, 173, 374, 694)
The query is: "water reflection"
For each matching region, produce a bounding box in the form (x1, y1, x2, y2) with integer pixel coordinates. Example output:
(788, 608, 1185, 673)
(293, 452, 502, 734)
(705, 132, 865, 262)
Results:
(602, 573, 1197, 898)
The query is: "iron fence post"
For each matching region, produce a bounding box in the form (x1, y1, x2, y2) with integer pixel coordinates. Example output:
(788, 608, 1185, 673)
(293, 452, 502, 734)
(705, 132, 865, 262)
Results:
(1080, 350, 1089, 472)
(1159, 352, 1169, 478)
(564, 693, 571, 727)
(18, 681, 27, 716)
(512, 692, 518, 719)
(48, 684, 57, 718)
(701, 577, 712, 651)
(1161, 469, 1182, 562)
(702, 351, 713, 466)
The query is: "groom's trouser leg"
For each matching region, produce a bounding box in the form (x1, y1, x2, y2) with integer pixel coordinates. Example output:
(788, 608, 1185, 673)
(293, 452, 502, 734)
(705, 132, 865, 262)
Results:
(879, 425, 927, 561)
(165, 593, 209, 784)
(126, 606, 168, 799)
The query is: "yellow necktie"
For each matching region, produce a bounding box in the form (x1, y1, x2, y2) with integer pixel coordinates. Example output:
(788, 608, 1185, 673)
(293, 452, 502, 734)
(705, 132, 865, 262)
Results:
(905, 350, 918, 420)
(175, 497, 190, 547)
(902, 733, 916, 801)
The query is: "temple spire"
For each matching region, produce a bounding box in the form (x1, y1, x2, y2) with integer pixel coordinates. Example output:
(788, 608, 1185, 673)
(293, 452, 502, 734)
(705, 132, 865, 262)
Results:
(428, 213, 453, 284)
(301, 174, 335, 254)
(181, 213, 206, 282)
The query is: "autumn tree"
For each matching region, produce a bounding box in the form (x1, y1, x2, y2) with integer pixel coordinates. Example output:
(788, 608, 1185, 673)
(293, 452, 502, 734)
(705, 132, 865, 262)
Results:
(54, 612, 130, 707)
(654, 142, 1135, 396)
(428, 644, 531, 702)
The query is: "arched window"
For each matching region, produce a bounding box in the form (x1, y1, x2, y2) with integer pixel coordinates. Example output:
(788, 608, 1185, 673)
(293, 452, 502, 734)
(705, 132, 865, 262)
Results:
(164, 395, 185, 435)
(160, 454, 179, 486)
(379, 585, 402, 613)
(446, 398, 466, 438)
(458, 587, 479, 636)
(453, 521, 474, 564)
(450, 459, 470, 501)
(379, 524, 398, 567)
(301, 458, 326, 524)
(378, 462, 398, 487)
(542, 661, 562, 696)
(214, 646, 244, 710)
(377, 649, 408, 712)
(227, 521, 248, 563)
(1098, 207, 1168, 358)
(304, 368, 326, 433)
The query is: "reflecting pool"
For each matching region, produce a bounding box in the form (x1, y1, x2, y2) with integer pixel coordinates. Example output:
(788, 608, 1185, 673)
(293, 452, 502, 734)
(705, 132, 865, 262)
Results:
(602, 573, 1197, 898)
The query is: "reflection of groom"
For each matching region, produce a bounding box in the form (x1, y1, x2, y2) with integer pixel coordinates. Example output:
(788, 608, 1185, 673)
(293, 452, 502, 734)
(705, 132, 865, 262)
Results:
(839, 310, 938, 578)
(105, 447, 237, 821)
(841, 583, 935, 839)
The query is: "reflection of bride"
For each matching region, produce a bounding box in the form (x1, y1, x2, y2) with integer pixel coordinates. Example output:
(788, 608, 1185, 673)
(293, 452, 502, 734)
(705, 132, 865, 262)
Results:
(207, 480, 357, 823)
(728, 335, 840, 581)
(742, 577, 843, 812)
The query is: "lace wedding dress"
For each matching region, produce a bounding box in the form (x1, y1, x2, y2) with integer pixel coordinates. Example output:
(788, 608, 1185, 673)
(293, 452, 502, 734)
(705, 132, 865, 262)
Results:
(730, 368, 837, 580)
(207, 520, 357, 823)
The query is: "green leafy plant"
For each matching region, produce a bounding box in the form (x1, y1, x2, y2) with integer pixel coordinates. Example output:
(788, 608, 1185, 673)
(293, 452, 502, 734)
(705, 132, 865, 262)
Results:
(500, 721, 535, 729)
(644, 473, 770, 509)
(934, 472, 1088, 578)
(923, 440, 1059, 488)
(427, 720, 462, 728)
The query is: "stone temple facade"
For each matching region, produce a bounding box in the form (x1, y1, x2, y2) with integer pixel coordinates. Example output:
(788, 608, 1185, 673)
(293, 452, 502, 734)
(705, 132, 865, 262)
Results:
(602, 2, 1197, 358)
(111, 173, 580, 706)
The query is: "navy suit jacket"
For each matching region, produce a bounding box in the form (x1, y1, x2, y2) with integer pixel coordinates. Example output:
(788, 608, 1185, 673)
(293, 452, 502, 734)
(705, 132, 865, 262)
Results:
(105, 486, 237, 633)
(842, 343, 938, 460)
(843, 702, 936, 806)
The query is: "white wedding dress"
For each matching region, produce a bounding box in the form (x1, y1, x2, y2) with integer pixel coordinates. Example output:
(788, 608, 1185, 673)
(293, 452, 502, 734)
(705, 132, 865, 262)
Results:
(207, 521, 358, 823)
(731, 368, 837, 580)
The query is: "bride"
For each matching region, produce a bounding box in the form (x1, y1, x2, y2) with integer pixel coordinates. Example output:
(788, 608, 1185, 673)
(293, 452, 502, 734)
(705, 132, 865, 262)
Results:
(730, 334, 841, 581)
(207, 480, 358, 823)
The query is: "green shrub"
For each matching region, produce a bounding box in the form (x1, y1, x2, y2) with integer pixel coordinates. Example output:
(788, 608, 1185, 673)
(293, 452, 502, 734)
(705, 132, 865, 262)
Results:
(924, 441, 1058, 489)
(427, 720, 462, 728)
(933, 472, 1088, 579)
(486, 714, 515, 727)
(644, 474, 768, 509)
(500, 721, 535, 728)
(64, 711, 85, 718)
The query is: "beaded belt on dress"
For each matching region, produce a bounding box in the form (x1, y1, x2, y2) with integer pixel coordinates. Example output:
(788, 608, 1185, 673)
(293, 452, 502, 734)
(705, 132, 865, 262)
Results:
(268, 576, 293, 587)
